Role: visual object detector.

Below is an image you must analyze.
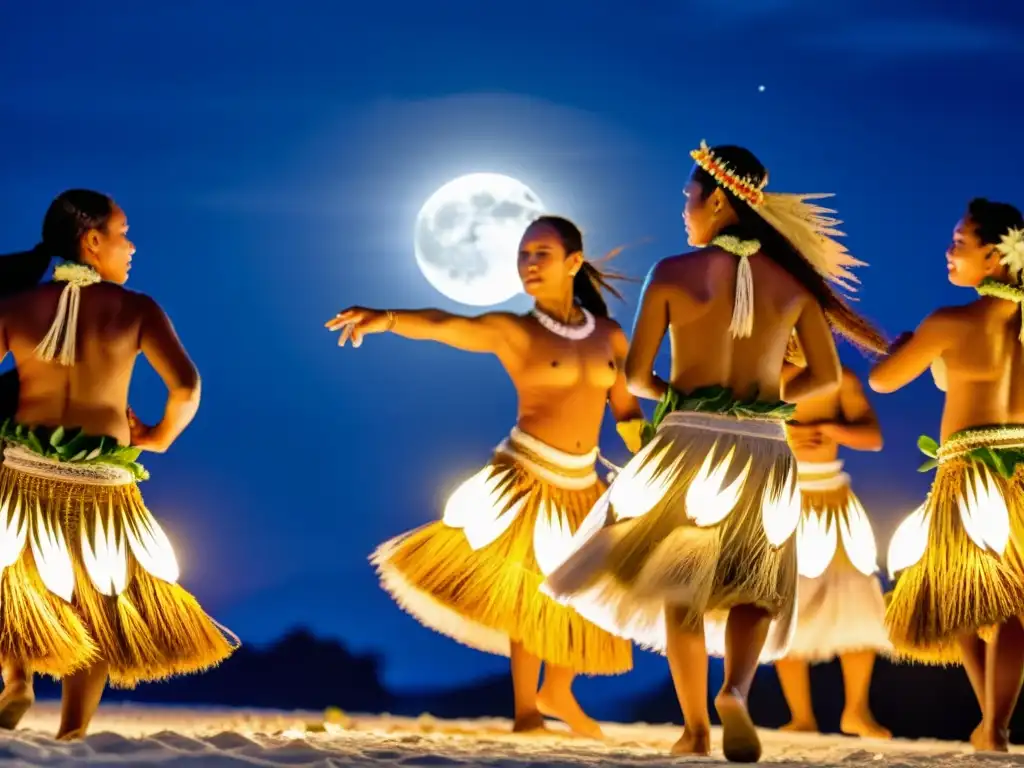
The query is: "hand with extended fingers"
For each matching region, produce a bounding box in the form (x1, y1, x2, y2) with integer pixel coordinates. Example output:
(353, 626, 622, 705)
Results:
(325, 307, 396, 348)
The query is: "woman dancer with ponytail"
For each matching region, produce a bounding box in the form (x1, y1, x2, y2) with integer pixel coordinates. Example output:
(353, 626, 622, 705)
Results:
(327, 216, 642, 738)
(542, 143, 887, 762)
(0, 190, 236, 739)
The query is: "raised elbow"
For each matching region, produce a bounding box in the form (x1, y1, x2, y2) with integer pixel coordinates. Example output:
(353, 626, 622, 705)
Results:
(174, 370, 202, 402)
(866, 432, 884, 452)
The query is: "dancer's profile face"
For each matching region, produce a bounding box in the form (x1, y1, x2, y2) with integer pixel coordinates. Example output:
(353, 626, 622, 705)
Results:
(80, 205, 135, 285)
(682, 179, 719, 247)
(946, 216, 997, 288)
(517, 222, 581, 301)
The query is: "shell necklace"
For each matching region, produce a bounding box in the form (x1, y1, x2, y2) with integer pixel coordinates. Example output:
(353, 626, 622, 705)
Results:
(530, 306, 596, 340)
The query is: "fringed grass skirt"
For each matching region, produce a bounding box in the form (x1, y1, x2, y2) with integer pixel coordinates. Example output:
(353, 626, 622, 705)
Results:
(0, 445, 238, 687)
(885, 426, 1024, 665)
(542, 411, 800, 662)
(785, 461, 889, 662)
(371, 428, 633, 676)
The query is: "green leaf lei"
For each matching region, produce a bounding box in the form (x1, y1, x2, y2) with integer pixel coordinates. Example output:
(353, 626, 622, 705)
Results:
(640, 385, 796, 447)
(916, 431, 1024, 479)
(0, 419, 149, 481)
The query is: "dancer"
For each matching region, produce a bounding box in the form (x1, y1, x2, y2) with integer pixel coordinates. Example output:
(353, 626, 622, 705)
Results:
(0, 190, 237, 739)
(875, 198, 1024, 752)
(542, 142, 887, 762)
(327, 215, 640, 738)
(774, 338, 890, 738)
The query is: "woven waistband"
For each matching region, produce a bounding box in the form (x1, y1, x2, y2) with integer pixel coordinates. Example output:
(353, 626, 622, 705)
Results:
(2, 444, 134, 487)
(495, 427, 598, 490)
(660, 411, 788, 441)
(938, 425, 1024, 464)
(797, 459, 849, 491)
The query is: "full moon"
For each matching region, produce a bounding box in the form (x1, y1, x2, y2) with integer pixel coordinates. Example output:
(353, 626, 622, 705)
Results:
(414, 173, 545, 306)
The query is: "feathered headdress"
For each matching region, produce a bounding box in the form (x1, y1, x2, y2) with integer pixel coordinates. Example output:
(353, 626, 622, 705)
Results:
(690, 140, 868, 337)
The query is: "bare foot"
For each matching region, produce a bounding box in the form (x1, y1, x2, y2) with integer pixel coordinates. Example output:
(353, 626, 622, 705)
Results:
(970, 722, 985, 750)
(536, 687, 603, 739)
(780, 719, 818, 733)
(715, 689, 762, 763)
(840, 710, 892, 740)
(973, 724, 1010, 753)
(55, 728, 87, 742)
(670, 727, 712, 756)
(511, 711, 548, 734)
(0, 680, 34, 730)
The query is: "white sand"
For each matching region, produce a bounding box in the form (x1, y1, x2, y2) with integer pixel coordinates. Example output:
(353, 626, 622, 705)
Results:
(0, 702, 1010, 766)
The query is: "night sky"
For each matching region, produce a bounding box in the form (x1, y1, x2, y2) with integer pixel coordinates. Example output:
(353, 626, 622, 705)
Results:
(2, 0, 1023, 714)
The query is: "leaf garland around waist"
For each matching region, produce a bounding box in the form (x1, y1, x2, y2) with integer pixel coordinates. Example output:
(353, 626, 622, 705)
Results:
(0, 419, 149, 481)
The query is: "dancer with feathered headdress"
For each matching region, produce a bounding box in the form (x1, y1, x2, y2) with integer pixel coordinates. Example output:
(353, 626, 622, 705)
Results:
(542, 142, 887, 762)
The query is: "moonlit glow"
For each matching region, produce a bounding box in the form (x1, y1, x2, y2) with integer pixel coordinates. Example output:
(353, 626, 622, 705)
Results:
(414, 173, 545, 307)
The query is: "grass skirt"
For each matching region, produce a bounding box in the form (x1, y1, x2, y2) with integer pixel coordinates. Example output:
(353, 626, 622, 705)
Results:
(785, 461, 889, 662)
(0, 444, 238, 687)
(885, 426, 1024, 665)
(371, 428, 633, 676)
(542, 411, 800, 662)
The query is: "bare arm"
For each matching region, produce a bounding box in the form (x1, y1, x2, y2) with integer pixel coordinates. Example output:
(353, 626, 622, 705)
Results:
(608, 324, 644, 421)
(819, 368, 883, 451)
(327, 307, 524, 358)
(869, 311, 954, 394)
(137, 296, 201, 453)
(625, 263, 671, 401)
(390, 310, 521, 356)
(783, 299, 842, 403)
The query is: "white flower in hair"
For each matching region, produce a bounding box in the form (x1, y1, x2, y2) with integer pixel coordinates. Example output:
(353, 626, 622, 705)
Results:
(996, 227, 1024, 278)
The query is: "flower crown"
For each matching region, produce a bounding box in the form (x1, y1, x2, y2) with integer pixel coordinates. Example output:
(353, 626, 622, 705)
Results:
(689, 140, 768, 208)
(995, 227, 1024, 284)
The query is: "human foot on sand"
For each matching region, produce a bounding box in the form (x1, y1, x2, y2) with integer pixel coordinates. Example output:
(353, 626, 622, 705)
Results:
(840, 709, 891, 739)
(511, 711, 548, 734)
(0, 680, 34, 730)
(780, 719, 818, 733)
(715, 689, 762, 763)
(670, 726, 711, 756)
(536, 687, 603, 739)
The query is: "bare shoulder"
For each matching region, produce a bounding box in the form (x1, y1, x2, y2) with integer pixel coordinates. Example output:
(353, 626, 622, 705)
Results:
(922, 303, 976, 334)
(595, 315, 628, 348)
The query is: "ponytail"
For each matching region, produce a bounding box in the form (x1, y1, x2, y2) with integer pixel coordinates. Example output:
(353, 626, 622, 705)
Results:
(0, 244, 52, 300)
(573, 259, 630, 319)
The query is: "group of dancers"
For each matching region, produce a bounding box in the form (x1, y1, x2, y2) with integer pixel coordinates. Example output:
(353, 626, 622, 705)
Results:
(330, 143, 1024, 762)
(0, 143, 1021, 761)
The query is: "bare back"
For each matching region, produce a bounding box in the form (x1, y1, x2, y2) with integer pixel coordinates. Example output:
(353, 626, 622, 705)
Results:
(501, 315, 625, 455)
(0, 283, 194, 445)
(658, 249, 818, 400)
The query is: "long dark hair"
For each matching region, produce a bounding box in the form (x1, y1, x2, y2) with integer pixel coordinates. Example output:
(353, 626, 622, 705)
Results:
(529, 215, 630, 319)
(693, 146, 887, 355)
(0, 190, 115, 421)
(0, 189, 115, 300)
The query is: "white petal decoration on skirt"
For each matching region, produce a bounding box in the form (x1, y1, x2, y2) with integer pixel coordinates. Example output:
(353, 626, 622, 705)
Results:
(0, 489, 28, 569)
(886, 502, 930, 578)
(839, 495, 880, 577)
(795, 510, 837, 579)
(958, 465, 1009, 556)
(684, 446, 750, 528)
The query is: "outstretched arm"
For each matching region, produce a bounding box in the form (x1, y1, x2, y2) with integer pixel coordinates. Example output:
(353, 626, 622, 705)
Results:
(137, 296, 201, 453)
(607, 324, 645, 452)
(783, 299, 842, 403)
(869, 310, 954, 394)
(625, 264, 671, 401)
(326, 307, 523, 357)
(819, 369, 883, 451)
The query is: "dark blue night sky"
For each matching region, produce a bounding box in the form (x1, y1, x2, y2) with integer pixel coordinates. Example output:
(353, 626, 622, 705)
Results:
(1, 0, 1023, 711)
